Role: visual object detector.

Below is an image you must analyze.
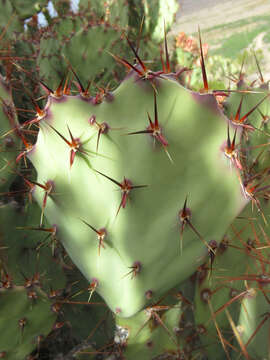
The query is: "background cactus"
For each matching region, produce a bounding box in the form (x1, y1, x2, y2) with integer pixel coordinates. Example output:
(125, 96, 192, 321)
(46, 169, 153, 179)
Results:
(0, 285, 58, 360)
(0, 75, 20, 194)
(1, 0, 270, 359)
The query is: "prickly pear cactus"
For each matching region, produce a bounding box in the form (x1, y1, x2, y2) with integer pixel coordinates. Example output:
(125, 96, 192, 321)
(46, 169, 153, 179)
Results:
(0, 285, 57, 360)
(194, 198, 270, 359)
(27, 70, 247, 317)
(0, 75, 20, 194)
(0, 200, 66, 289)
(2, 0, 270, 358)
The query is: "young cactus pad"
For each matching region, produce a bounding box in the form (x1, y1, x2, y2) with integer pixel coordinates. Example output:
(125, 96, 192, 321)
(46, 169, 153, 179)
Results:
(27, 71, 247, 317)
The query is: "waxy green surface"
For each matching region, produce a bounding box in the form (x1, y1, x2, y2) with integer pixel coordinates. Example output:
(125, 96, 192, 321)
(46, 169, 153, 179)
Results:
(29, 74, 246, 317)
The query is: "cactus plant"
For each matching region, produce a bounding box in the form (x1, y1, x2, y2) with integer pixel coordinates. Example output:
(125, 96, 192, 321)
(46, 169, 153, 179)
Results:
(27, 67, 249, 316)
(0, 75, 20, 194)
(1, 0, 270, 359)
(0, 285, 57, 360)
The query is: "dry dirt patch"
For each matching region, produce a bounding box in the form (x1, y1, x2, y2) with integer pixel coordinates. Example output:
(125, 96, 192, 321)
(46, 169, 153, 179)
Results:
(173, 0, 270, 34)
(171, 0, 270, 79)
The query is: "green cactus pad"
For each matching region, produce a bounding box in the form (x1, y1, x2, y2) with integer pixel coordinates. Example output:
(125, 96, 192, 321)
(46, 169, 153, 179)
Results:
(0, 286, 57, 359)
(0, 200, 66, 291)
(27, 72, 246, 317)
(116, 301, 182, 359)
(194, 198, 270, 359)
(38, 20, 127, 92)
(0, 76, 20, 194)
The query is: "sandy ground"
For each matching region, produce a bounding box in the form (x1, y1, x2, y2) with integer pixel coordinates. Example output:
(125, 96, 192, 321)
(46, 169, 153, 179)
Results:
(173, 0, 270, 34)
(171, 0, 270, 77)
